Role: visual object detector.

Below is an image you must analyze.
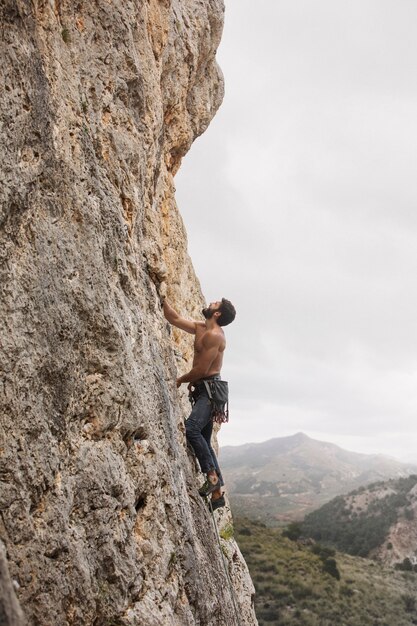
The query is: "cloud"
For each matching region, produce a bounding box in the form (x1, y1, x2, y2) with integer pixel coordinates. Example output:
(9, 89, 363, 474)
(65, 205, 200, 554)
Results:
(175, 0, 417, 459)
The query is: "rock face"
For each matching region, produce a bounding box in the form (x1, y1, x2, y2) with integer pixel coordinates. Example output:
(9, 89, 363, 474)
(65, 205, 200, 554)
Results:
(0, 540, 25, 626)
(0, 2, 257, 625)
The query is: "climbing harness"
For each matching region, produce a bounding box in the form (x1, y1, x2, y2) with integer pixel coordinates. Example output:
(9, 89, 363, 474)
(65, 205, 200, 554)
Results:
(203, 379, 229, 423)
(207, 498, 242, 626)
(188, 376, 229, 424)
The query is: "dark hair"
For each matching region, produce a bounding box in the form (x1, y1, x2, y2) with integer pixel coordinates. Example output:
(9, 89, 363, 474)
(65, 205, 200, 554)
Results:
(217, 298, 236, 327)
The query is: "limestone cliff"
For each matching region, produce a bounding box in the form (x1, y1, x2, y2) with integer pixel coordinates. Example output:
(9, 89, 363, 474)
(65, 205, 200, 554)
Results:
(0, 1, 257, 624)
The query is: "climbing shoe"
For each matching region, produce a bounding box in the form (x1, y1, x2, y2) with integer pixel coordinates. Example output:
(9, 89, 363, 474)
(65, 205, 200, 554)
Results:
(209, 495, 225, 512)
(198, 477, 221, 497)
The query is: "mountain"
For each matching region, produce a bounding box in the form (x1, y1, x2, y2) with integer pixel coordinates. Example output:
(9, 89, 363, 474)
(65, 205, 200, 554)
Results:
(235, 516, 417, 626)
(302, 474, 417, 566)
(220, 433, 417, 524)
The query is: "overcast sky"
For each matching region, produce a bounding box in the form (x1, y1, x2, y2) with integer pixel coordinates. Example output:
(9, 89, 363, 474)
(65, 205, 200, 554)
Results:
(175, 0, 417, 461)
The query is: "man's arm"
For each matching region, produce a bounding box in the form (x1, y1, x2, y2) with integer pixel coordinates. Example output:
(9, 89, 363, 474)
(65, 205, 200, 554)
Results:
(163, 299, 198, 334)
(177, 332, 221, 386)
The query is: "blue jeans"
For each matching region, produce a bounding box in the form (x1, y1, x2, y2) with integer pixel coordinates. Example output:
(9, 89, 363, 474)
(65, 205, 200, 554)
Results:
(185, 388, 224, 485)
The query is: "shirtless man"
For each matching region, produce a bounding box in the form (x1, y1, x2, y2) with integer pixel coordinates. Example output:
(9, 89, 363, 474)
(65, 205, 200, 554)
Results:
(163, 297, 236, 510)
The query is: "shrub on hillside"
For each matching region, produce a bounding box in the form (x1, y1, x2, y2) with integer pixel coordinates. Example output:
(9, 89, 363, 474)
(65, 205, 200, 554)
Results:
(282, 522, 303, 541)
(311, 544, 335, 559)
(258, 562, 279, 574)
(340, 584, 354, 597)
(322, 557, 340, 580)
(395, 558, 413, 572)
(402, 593, 416, 613)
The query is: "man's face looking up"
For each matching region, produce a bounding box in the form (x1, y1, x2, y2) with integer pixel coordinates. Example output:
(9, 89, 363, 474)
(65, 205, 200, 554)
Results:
(202, 301, 221, 320)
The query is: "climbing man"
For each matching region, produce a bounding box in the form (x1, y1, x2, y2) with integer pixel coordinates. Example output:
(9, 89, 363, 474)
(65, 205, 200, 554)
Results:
(162, 297, 236, 511)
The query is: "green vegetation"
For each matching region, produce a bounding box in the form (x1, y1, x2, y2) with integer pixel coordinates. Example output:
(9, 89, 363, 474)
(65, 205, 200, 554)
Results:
(395, 558, 417, 573)
(220, 522, 234, 541)
(322, 557, 340, 580)
(302, 475, 417, 557)
(282, 522, 303, 541)
(402, 594, 416, 613)
(235, 517, 417, 626)
(309, 544, 340, 580)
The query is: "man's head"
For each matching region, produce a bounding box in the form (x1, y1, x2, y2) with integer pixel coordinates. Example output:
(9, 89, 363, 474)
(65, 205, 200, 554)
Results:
(202, 298, 236, 327)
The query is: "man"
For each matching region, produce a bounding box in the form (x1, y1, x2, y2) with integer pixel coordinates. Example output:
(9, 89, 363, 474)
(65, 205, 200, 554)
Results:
(163, 297, 236, 511)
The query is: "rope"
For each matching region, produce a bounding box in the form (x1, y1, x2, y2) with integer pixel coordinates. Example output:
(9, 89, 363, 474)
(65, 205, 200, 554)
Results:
(208, 498, 242, 626)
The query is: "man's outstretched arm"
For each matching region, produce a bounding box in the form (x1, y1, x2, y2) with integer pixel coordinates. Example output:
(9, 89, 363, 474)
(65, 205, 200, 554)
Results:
(163, 299, 197, 334)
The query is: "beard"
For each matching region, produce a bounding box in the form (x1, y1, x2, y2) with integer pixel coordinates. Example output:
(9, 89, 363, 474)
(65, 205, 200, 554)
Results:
(202, 306, 216, 319)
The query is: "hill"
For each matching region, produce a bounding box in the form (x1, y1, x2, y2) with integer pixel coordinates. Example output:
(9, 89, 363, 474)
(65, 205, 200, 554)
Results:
(234, 517, 417, 626)
(221, 432, 417, 524)
(302, 474, 417, 565)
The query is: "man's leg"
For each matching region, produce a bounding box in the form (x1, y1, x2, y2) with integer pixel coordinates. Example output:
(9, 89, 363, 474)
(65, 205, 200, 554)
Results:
(201, 420, 224, 488)
(200, 419, 225, 506)
(185, 394, 219, 479)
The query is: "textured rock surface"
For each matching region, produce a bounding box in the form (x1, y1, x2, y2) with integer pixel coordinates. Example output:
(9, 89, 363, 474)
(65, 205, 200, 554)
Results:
(0, 1, 256, 624)
(0, 540, 25, 626)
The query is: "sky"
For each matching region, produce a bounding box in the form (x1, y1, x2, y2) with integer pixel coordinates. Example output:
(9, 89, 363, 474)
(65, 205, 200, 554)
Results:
(175, 0, 417, 462)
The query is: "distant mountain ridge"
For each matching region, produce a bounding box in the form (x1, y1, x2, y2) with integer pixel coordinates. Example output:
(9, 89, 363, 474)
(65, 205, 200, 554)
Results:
(221, 433, 417, 524)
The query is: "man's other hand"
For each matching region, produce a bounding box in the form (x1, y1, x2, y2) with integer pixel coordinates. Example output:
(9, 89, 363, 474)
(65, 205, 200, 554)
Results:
(176, 378, 182, 388)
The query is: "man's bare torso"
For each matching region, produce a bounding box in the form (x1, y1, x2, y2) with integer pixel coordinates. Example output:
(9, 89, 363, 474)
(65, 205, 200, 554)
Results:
(192, 322, 225, 378)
